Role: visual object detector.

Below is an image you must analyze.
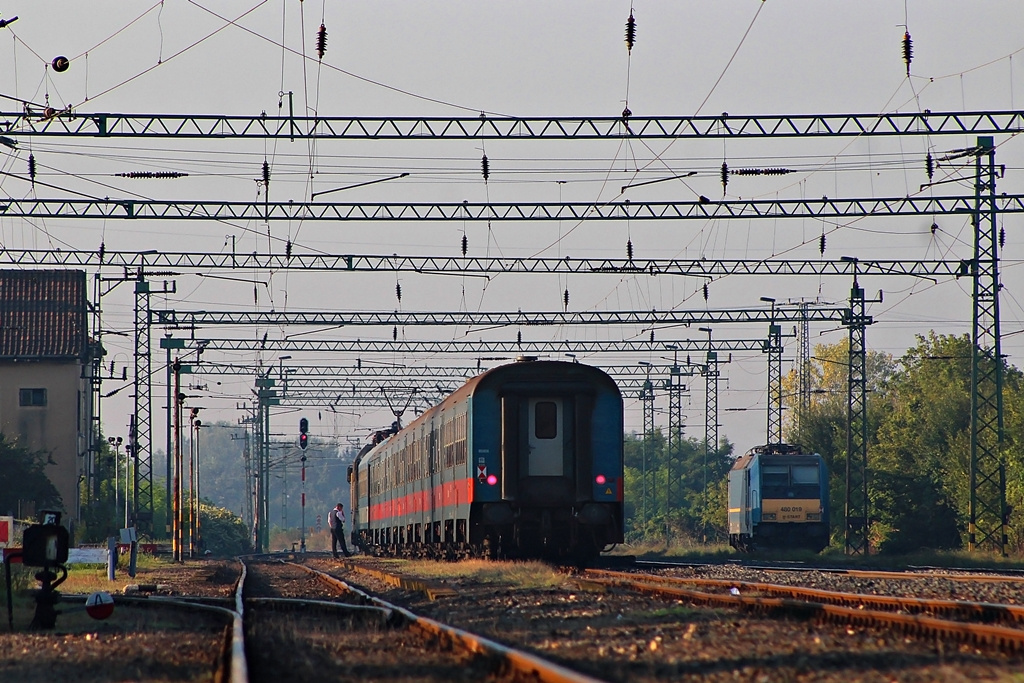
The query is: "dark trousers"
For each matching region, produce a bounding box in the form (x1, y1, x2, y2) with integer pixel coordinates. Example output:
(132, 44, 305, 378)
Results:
(331, 525, 350, 557)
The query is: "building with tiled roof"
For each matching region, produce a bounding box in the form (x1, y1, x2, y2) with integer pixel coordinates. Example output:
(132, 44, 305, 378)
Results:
(0, 269, 93, 529)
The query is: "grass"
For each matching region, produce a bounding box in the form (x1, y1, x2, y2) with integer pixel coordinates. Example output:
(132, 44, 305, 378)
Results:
(398, 558, 565, 589)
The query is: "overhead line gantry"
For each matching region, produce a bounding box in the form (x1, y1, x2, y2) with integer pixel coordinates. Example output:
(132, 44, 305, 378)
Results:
(2, 109, 1021, 139)
(0, 250, 988, 278)
(150, 306, 849, 328)
(1, 194, 1020, 221)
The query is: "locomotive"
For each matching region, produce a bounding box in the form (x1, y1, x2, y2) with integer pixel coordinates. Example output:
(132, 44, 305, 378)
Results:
(727, 443, 829, 553)
(348, 358, 624, 562)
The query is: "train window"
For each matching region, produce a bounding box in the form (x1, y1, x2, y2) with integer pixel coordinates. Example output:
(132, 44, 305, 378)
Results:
(534, 401, 558, 439)
(792, 466, 819, 484)
(761, 466, 789, 498)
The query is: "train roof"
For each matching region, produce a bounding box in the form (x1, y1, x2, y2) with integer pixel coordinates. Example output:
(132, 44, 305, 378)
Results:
(355, 358, 620, 463)
(729, 443, 817, 471)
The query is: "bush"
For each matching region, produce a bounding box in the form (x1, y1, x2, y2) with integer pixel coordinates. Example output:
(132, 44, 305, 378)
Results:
(198, 502, 251, 557)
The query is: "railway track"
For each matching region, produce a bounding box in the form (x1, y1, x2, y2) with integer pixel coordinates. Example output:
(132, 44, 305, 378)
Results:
(243, 557, 601, 682)
(6, 555, 1024, 681)
(583, 567, 1024, 651)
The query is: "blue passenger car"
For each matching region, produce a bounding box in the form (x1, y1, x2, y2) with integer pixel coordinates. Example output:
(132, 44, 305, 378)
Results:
(349, 358, 624, 561)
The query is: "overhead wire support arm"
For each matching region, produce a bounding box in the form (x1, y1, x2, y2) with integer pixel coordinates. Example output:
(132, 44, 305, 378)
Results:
(0, 249, 984, 278)
(2, 110, 1022, 139)
(2, 194, 1023, 222)
(149, 307, 851, 328)
(172, 338, 773, 354)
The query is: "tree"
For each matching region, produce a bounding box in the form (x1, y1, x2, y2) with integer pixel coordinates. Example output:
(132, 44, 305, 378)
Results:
(623, 430, 733, 543)
(0, 434, 61, 516)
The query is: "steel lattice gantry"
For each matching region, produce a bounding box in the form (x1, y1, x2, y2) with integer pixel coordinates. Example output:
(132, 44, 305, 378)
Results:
(970, 137, 1007, 554)
(2, 195, 1023, 222)
(151, 307, 849, 329)
(2, 109, 1022, 139)
(0, 251, 995, 279)
(165, 338, 789, 354)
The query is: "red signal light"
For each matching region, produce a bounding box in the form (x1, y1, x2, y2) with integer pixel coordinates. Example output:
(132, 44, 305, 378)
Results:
(595, 474, 607, 485)
(299, 432, 308, 450)
(486, 474, 498, 486)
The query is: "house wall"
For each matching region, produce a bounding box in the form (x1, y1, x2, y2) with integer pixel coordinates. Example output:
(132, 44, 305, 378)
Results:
(0, 360, 87, 520)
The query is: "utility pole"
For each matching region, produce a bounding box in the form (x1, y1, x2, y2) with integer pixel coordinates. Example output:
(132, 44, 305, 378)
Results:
(172, 358, 182, 562)
(969, 136, 1006, 554)
(842, 257, 880, 555)
(761, 297, 783, 445)
(638, 362, 655, 528)
(699, 327, 720, 544)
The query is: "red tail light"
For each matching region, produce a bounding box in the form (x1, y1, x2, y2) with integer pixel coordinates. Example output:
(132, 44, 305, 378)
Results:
(595, 474, 607, 485)
(486, 474, 498, 486)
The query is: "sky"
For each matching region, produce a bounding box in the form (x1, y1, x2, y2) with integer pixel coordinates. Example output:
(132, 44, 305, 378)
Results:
(1, 1, 1023, 458)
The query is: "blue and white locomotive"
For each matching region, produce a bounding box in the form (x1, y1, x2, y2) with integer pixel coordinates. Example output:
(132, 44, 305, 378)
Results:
(728, 443, 830, 553)
(348, 358, 624, 561)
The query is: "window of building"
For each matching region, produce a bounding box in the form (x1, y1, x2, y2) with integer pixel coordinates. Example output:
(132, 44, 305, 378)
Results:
(19, 388, 47, 407)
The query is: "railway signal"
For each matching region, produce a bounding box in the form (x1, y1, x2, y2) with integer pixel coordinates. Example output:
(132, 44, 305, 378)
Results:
(299, 417, 308, 450)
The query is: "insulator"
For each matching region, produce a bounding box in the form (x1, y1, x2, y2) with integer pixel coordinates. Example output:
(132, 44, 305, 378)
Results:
(563, 288, 570, 310)
(925, 153, 934, 180)
(28, 154, 36, 183)
(703, 283, 708, 301)
(721, 162, 729, 193)
(931, 222, 938, 235)
(285, 240, 292, 259)
(461, 234, 468, 256)
(517, 330, 522, 346)
(316, 23, 328, 60)
(98, 242, 105, 262)
(393, 326, 398, 341)
(396, 282, 402, 302)
(481, 154, 489, 181)
(732, 167, 793, 176)
(902, 31, 913, 76)
(621, 107, 631, 124)
(116, 171, 188, 179)
(626, 239, 634, 261)
(819, 233, 826, 255)
(649, 329, 655, 342)
(625, 12, 637, 53)
(1000, 226, 1006, 248)
(262, 160, 270, 187)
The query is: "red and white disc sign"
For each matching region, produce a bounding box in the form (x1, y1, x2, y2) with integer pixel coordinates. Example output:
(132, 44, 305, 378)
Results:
(85, 591, 115, 620)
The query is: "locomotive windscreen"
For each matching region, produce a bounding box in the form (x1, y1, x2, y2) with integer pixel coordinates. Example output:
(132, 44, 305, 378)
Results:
(762, 463, 821, 499)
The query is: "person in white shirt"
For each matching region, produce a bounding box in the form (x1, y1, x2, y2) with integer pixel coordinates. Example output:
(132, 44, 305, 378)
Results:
(328, 502, 352, 558)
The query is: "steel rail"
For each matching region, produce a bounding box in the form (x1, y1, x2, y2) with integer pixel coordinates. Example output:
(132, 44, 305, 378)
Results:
(98, 593, 246, 683)
(1, 194, 1019, 222)
(287, 560, 604, 683)
(586, 569, 1024, 625)
(580, 575, 1024, 652)
(0, 248, 978, 277)
(2, 110, 1021, 139)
